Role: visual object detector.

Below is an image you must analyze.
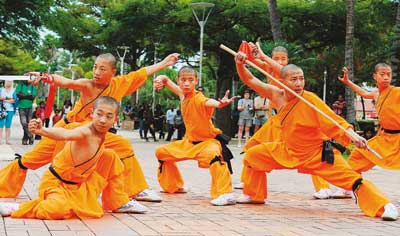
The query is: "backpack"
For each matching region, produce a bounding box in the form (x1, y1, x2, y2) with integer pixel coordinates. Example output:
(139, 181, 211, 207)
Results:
(0, 101, 7, 120)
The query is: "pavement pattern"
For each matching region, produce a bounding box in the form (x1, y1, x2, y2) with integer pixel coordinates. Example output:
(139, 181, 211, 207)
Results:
(0, 116, 399, 236)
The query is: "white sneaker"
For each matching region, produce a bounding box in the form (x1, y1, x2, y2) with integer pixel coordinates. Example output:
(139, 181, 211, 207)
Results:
(112, 199, 148, 214)
(313, 188, 332, 199)
(0, 202, 19, 217)
(382, 203, 398, 221)
(210, 193, 236, 206)
(135, 189, 162, 202)
(236, 194, 265, 204)
(233, 182, 244, 189)
(331, 188, 353, 199)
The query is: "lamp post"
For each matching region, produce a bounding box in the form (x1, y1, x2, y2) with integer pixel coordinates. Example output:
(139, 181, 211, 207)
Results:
(190, 2, 215, 87)
(153, 42, 159, 113)
(69, 64, 78, 105)
(116, 46, 129, 75)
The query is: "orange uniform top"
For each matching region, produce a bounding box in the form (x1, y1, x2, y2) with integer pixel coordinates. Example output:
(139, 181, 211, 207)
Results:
(278, 91, 351, 159)
(66, 68, 147, 123)
(376, 86, 400, 130)
(181, 92, 222, 142)
(51, 141, 104, 184)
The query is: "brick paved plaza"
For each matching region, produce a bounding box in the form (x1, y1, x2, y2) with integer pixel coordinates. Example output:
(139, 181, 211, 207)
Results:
(0, 117, 399, 236)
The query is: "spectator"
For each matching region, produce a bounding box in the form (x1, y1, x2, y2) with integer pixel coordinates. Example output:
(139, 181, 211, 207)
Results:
(154, 104, 165, 139)
(165, 105, 176, 141)
(253, 95, 269, 133)
(197, 86, 204, 93)
(0, 80, 17, 145)
(137, 103, 146, 139)
(332, 94, 346, 118)
(143, 104, 157, 142)
(62, 99, 72, 118)
(52, 109, 62, 126)
(34, 101, 47, 140)
(122, 102, 134, 120)
(237, 89, 253, 147)
(174, 109, 185, 140)
(15, 80, 37, 145)
(363, 126, 376, 140)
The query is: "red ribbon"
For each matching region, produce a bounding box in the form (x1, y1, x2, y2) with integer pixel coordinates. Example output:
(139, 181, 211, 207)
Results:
(238, 41, 255, 61)
(44, 74, 57, 119)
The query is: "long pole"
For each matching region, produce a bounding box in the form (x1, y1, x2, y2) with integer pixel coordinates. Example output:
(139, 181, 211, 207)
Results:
(323, 69, 327, 102)
(219, 44, 382, 159)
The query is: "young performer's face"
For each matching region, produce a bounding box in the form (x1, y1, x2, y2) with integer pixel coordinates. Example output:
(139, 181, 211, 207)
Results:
(92, 59, 117, 86)
(373, 66, 392, 88)
(177, 72, 198, 94)
(91, 103, 117, 133)
(272, 52, 289, 66)
(283, 69, 305, 96)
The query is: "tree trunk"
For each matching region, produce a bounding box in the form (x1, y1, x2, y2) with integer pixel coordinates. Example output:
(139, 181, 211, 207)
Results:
(345, 0, 356, 124)
(267, 0, 283, 41)
(214, 52, 235, 137)
(391, 3, 400, 86)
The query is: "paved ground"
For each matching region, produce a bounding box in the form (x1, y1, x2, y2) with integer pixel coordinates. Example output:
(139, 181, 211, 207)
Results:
(0, 116, 399, 236)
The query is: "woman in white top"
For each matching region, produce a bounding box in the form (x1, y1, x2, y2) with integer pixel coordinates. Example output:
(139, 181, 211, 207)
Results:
(0, 80, 16, 144)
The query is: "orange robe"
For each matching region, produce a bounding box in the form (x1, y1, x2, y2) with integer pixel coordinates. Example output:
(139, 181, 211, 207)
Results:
(11, 143, 128, 220)
(349, 86, 400, 171)
(156, 92, 232, 199)
(0, 68, 148, 198)
(243, 91, 390, 217)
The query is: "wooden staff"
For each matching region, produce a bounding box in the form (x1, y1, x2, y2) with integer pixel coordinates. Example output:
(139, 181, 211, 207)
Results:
(220, 44, 383, 159)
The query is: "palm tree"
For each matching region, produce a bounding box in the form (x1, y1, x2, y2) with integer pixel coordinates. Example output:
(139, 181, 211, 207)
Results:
(268, 0, 283, 41)
(391, 2, 400, 86)
(344, 0, 356, 124)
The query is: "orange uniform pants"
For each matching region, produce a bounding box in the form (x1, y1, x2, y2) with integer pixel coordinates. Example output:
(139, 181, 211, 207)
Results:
(156, 139, 232, 199)
(0, 123, 148, 198)
(242, 143, 390, 217)
(11, 150, 129, 219)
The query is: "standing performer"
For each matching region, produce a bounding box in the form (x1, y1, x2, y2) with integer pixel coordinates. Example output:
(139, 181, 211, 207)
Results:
(339, 64, 400, 172)
(0, 97, 147, 219)
(153, 66, 237, 206)
(0, 53, 179, 207)
(234, 52, 398, 221)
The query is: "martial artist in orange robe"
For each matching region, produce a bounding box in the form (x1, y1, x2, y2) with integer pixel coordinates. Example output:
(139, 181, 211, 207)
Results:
(4, 97, 132, 219)
(0, 53, 179, 199)
(153, 67, 237, 205)
(235, 54, 397, 220)
(339, 64, 400, 172)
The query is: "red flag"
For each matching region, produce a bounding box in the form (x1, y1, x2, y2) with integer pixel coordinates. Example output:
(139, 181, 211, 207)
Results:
(238, 41, 255, 61)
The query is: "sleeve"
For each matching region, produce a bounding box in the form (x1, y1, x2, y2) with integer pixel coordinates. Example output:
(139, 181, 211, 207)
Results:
(238, 99, 243, 107)
(309, 93, 352, 145)
(196, 94, 214, 119)
(114, 68, 148, 97)
(15, 84, 21, 93)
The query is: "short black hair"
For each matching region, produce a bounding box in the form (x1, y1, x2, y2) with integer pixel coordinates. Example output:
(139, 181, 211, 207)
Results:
(96, 53, 117, 69)
(93, 96, 120, 114)
(178, 66, 198, 77)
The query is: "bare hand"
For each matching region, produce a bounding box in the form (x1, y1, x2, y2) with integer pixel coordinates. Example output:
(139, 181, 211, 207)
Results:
(26, 72, 54, 85)
(218, 90, 239, 108)
(352, 134, 368, 149)
(28, 118, 43, 134)
(235, 52, 247, 64)
(154, 75, 168, 91)
(338, 67, 349, 84)
(161, 53, 179, 67)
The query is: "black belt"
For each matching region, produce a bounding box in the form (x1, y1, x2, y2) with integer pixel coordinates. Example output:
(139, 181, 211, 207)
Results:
(321, 139, 348, 165)
(382, 128, 400, 134)
(49, 166, 78, 185)
(191, 134, 234, 174)
(63, 116, 70, 124)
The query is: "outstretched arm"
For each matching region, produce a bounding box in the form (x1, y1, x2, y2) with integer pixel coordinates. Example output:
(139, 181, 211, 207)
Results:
(28, 72, 87, 91)
(28, 118, 88, 141)
(205, 90, 239, 108)
(338, 67, 376, 99)
(154, 75, 184, 100)
(145, 53, 179, 76)
(249, 42, 283, 75)
(235, 52, 283, 105)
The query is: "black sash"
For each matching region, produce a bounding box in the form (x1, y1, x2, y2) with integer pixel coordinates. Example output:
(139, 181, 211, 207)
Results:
(49, 166, 78, 185)
(382, 128, 400, 134)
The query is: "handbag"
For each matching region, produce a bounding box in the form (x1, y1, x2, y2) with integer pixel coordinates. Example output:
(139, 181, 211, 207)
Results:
(0, 101, 7, 120)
